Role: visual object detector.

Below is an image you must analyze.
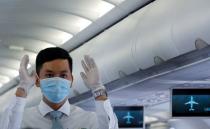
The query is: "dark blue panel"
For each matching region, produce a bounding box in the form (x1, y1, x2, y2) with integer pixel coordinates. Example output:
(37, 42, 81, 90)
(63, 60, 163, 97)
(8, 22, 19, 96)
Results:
(172, 88, 210, 117)
(114, 106, 144, 128)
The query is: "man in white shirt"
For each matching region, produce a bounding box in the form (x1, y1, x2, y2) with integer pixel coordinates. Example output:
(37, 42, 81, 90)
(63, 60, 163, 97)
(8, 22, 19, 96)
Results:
(0, 47, 118, 129)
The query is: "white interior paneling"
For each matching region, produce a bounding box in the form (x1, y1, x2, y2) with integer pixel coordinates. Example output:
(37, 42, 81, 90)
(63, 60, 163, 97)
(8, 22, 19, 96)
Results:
(0, 48, 36, 63)
(2, 37, 55, 53)
(0, 67, 18, 78)
(0, 25, 73, 46)
(132, 0, 179, 69)
(171, 0, 210, 55)
(0, 57, 20, 70)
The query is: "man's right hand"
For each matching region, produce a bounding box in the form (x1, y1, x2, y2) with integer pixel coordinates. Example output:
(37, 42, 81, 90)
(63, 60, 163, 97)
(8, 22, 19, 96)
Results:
(16, 55, 36, 98)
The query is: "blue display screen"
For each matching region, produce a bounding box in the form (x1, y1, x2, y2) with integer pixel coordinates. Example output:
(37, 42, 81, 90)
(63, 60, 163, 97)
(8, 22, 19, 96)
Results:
(114, 106, 144, 128)
(172, 88, 210, 117)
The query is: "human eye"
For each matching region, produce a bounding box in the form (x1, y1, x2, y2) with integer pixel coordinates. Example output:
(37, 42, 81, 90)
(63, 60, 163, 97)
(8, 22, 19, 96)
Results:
(60, 74, 68, 78)
(45, 73, 54, 78)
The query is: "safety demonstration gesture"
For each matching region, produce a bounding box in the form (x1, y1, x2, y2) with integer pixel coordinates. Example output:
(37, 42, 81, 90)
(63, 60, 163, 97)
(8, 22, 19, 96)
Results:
(17, 55, 36, 96)
(80, 55, 105, 92)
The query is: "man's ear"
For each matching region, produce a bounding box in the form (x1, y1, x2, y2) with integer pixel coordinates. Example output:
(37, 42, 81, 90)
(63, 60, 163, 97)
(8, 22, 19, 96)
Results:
(35, 74, 40, 87)
(72, 75, 74, 81)
(70, 75, 74, 88)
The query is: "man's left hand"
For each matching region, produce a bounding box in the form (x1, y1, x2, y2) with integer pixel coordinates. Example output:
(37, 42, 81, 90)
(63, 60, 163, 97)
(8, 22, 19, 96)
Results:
(80, 55, 107, 100)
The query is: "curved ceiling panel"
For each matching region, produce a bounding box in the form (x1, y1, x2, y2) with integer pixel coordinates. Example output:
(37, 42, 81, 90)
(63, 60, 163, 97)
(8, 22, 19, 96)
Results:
(0, 11, 92, 35)
(0, 25, 73, 46)
(0, 57, 20, 70)
(105, 0, 126, 6)
(1, 0, 115, 20)
(0, 67, 18, 78)
(0, 75, 10, 83)
(0, 0, 115, 35)
(1, 37, 55, 53)
(0, 47, 36, 64)
(0, 0, 127, 94)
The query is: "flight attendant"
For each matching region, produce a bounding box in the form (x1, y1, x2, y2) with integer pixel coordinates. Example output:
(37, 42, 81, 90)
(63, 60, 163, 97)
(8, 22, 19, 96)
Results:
(0, 47, 118, 129)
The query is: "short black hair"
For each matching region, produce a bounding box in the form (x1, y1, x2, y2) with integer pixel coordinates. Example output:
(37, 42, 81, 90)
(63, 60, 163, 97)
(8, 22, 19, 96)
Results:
(36, 47, 73, 75)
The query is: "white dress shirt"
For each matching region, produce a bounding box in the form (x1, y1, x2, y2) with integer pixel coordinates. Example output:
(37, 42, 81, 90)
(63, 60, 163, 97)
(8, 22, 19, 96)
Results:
(0, 96, 118, 129)
(38, 99, 70, 119)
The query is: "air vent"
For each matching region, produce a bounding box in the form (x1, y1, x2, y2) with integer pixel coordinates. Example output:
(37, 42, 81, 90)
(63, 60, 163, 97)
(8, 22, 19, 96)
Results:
(9, 45, 24, 51)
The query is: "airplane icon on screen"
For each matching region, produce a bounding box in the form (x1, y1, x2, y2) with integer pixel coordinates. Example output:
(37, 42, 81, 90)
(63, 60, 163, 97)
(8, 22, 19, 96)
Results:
(185, 96, 199, 111)
(123, 112, 134, 124)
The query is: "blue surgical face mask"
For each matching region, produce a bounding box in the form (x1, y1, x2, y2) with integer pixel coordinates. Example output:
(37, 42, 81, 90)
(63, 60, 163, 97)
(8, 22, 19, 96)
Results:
(40, 77, 71, 103)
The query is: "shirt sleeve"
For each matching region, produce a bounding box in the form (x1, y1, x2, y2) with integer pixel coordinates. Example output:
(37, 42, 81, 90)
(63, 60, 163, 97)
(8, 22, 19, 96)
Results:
(0, 95, 26, 129)
(95, 99, 119, 129)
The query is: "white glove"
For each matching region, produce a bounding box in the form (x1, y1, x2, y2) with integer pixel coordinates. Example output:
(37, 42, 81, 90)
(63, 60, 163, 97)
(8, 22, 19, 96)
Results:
(80, 55, 105, 92)
(18, 55, 36, 94)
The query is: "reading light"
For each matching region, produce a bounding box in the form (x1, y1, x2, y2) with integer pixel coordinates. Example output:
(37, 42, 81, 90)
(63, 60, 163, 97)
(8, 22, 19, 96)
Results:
(9, 45, 24, 51)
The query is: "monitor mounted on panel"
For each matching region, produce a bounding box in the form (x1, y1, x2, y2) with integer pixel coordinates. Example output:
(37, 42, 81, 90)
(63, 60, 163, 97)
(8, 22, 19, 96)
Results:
(114, 106, 144, 129)
(171, 88, 210, 117)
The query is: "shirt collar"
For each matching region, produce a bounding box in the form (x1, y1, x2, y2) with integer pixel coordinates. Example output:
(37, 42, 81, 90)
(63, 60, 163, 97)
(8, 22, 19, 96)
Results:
(38, 100, 70, 117)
